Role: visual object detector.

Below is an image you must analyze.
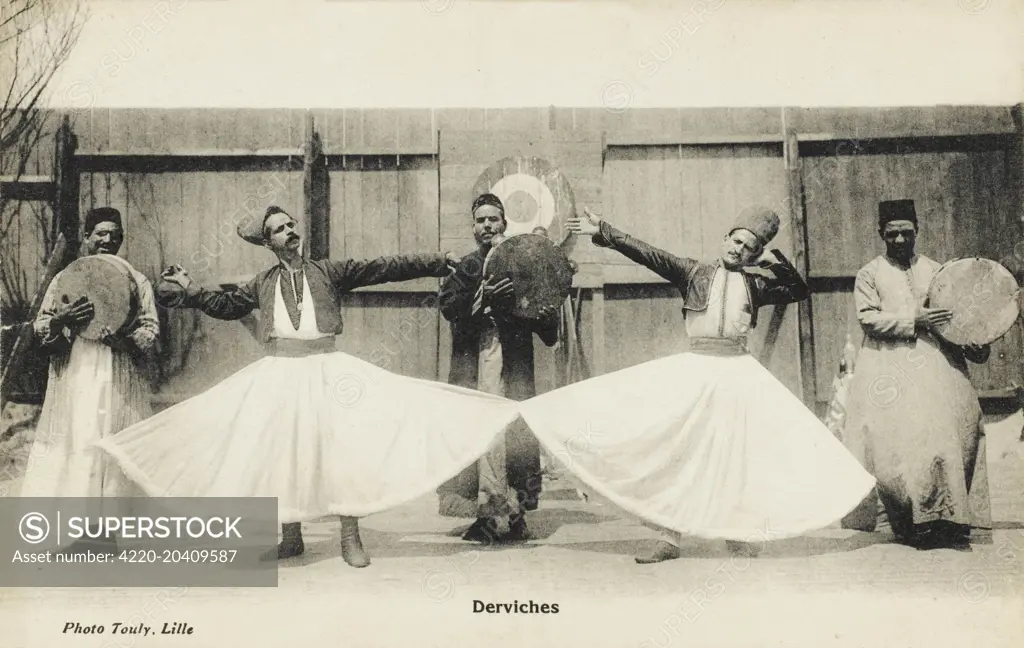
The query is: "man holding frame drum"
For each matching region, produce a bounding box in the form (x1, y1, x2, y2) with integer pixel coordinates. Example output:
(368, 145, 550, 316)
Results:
(437, 193, 563, 544)
(19, 207, 160, 552)
(841, 199, 997, 551)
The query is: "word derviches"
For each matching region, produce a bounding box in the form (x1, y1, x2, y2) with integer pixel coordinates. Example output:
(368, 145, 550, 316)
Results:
(472, 600, 559, 614)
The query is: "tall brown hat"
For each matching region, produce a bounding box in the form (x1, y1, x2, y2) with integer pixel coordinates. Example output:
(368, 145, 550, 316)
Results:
(237, 205, 289, 245)
(730, 206, 780, 247)
(878, 199, 917, 228)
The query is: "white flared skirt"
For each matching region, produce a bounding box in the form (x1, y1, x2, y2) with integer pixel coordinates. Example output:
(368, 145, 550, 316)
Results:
(520, 352, 877, 541)
(94, 351, 520, 522)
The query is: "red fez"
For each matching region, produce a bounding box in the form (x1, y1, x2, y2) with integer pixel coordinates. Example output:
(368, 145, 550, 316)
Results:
(878, 200, 917, 228)
(84, 207, 122, 235)
(730, 206, 780, 247)
(237, 205, 289, 246)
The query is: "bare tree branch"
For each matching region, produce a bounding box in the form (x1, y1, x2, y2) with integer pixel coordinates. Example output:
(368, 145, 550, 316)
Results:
(0, 0, 86, 311)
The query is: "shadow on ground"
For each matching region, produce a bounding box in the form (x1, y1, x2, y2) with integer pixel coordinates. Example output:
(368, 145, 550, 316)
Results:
(550, 530, 891, 560)
(272, 514, 895, 568)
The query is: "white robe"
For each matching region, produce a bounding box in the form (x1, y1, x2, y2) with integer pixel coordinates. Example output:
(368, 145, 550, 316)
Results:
(519, 266, 876, 542)
(19, 255, 158, 527)
(94, 269, 523, 522)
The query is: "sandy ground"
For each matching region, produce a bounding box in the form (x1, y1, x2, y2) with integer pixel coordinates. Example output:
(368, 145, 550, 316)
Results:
(1, 412, 1022, 648)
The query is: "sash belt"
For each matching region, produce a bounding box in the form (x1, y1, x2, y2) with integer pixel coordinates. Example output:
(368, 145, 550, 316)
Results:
(688, 337, 749, 357)
(267, 337, 336, 358)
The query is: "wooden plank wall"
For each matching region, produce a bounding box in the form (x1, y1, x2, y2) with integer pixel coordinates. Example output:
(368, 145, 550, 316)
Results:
(596, 142, 800, 395)
(73, 108, 309, 155)
(438, 130, 602, 256)
(77, 166, 305, 399)
(327, 154, 442, 381)
(0, 201, 50, 307)
(802, 135, 1020, 401)
(3, 106, 1019, 406)
(71, 107, 310, 396)
(437, 129, 604, 392)
(0, 110, 61, 308)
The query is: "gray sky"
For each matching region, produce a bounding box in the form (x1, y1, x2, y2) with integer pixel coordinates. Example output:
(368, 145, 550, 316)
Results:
(46, 0, 1024, 109)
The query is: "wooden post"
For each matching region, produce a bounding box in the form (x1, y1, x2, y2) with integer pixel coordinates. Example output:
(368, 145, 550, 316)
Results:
(590, 287, 606, 376)
(435, 129, 444, 382)
(303, 112, 330, 261)
(785, 127, 817, 407)
(53, 115, 79, 265)
(1013, 103, 1024, 239)
(1010, 103, 1024, 438)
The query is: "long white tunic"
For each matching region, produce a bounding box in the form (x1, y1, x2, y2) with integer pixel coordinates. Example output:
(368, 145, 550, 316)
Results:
(516, 262, 876, 541)
(270, 271, 331, 341)
(685, 268, 753, 339)
(19, 255, 158, 507)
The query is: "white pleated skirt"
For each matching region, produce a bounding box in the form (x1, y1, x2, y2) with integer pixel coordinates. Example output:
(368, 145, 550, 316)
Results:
(95, 349, 520, 522)
(520, 351, 877, 542)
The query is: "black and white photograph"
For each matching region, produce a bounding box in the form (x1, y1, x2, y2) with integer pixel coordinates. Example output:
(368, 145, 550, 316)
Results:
(0, 0, 1022, 646)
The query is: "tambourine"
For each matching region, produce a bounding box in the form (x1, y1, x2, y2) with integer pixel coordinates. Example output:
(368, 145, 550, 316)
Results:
(927, 257, 1020, 346)
(484, 233, 575, 320)
(51, 254, 138, 340)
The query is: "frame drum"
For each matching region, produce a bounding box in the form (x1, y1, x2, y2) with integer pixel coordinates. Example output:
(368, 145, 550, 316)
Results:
(484, 233, 575, 320)
(51, 254, 137, 340)
(927, 257, 1020, 346)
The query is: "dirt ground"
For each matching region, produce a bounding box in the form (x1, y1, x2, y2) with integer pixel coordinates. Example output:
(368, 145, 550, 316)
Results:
(1, 411, 1022, 648)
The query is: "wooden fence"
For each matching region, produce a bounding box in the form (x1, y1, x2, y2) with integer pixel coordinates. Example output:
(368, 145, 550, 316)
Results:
(2, 105, 1021, 412)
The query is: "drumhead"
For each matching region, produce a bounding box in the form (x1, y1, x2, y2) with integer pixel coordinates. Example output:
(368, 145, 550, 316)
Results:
(927, 257, 1020, 346)
(52, 254, 137, 340)
(485, 234, 574, 320)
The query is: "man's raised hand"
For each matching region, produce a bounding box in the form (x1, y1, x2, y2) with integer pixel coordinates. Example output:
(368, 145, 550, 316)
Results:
(161, 264, 194, 290)
(568, 207, 601, 236)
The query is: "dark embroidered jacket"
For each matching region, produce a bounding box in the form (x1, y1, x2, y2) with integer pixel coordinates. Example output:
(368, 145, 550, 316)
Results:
(438, 247, 558, 402)
(183, 255, 450, 343)
(436, 247, 558, 515)
(593, 221, 809, 327)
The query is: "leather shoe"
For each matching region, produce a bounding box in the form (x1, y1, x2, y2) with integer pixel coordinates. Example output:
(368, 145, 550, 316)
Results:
(505, 514, 530, 543)
(260, 523, 304, 561)
(340, 516, 370, 568)
(462, 518, 501, 545)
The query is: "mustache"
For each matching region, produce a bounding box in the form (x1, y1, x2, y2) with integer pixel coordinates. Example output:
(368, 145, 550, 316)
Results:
(286, 234, 300, 242)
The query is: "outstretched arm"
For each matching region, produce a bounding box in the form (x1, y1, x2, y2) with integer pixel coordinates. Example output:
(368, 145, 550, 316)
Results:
(163, 265, 260, 321)
(327, 253, 452, 293)
(533, 319, 559, 347)
(570, 208, 697, 286)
